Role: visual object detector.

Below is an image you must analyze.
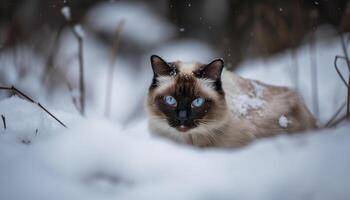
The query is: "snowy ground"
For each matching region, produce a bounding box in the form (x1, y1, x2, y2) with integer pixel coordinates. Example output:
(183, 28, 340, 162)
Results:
(0, 96, 350, 200)
(1, 2, 350, 199)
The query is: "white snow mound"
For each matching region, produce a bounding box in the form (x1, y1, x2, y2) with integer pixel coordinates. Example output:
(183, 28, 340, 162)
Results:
(0, 96, 350, 200)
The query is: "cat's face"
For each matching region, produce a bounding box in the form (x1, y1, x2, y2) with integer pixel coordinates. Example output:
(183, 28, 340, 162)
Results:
(146, 55, 228, 134)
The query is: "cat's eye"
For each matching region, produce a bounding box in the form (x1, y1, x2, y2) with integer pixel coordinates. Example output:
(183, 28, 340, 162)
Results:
(164, 96, 177, 106)
(192, 98, 205, 107)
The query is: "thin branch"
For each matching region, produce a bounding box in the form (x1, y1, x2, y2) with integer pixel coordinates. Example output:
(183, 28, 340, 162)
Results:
(62, 6, 86, 116)
(69, 27, 86, 116)
(334, 55, 349, 87)
(59, 73, 80, 112)
(290, 0, 303, 92)
(325, 101, 346, 128)
(105, 20, 125, 118)
(77, 35, 85, 116)
(44, 23, 65, 79)
(44, 48, 81, 113)
(338, 31, 350, 118)
(1, 114, 6, 130)
(328, 114, 347, 128)
(49, 66, 81, 112)
(309, 12, 319, 118)
(290, 49, 299, 91)
(0, 86, 67, 128)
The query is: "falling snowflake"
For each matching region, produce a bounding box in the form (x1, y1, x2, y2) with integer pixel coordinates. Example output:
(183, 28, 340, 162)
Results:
(61, 6, 71, 21)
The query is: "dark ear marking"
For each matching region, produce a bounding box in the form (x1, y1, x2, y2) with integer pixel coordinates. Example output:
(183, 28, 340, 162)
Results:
(194, 58, 224, 81)
(193, 58, 225, 95)
(150, 55, 177, 76)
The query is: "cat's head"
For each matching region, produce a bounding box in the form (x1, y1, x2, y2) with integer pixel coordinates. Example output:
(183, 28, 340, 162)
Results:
(146, 55, 228, 135)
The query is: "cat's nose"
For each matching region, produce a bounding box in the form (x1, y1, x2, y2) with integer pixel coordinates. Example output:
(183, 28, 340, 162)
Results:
(178, 110, 190, 125)
(178, 110, 188, 119)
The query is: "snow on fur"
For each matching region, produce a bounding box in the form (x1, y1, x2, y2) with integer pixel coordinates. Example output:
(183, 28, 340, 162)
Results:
(231, 94, 265, 116)
(279, 115, 289, 128)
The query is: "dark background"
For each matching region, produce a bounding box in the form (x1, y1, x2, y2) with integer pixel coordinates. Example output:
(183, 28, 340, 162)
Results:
(1, 0, 349, 69)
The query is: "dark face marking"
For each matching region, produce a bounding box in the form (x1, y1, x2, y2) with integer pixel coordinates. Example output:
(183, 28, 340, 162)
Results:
(155, 75, 212, 132)
(148, 55, 226, 132)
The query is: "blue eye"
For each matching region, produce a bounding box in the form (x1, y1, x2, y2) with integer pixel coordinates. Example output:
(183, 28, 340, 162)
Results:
(164, 96, 177, 106)
(192, 98, 205, 107)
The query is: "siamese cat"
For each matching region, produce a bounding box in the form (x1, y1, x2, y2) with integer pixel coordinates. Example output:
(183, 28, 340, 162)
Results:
(145, 55, 316, 148)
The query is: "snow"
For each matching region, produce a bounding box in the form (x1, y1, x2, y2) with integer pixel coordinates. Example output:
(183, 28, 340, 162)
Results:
(0, 96, 73, 144)
(251, 81, 265, 98)
(73, 24, 85, 38)
(0, 96, 350, 199)
(0, 11, 349, 200)
(85, 2, 175, 46)
(230, 81, 266, 116)
(231, 94, 265, 116)
(279, 115, 289, 128)
(61, 6, 71, 21)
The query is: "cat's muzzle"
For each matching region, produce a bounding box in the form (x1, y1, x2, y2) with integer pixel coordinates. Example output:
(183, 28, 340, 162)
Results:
(176, 110, 191, 132)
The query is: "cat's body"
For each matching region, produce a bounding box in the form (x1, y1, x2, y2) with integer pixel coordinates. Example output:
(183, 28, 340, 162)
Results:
(146, 55, 316, 148)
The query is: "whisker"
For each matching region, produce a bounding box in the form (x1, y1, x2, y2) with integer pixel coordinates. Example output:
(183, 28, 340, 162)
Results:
(198, 121, 225, 136)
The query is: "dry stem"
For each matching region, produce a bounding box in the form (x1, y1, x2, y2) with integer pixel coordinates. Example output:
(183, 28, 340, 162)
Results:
(339, 33, 350, 118)
(1, 114, 6, 130)
(105, 20, 125, 118)
(0, 86, 67, 128)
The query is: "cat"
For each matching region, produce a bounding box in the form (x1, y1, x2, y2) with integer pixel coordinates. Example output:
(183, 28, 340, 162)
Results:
(145, 55, 316, 148)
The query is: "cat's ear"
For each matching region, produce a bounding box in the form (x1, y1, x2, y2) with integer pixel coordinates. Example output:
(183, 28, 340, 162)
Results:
(195, 58, 224, 81)
(150, 55, 176, 76)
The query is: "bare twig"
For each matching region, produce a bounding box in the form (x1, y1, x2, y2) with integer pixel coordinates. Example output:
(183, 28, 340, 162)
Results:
(105, 20, 125, 118)
(329, 114, 347, 128)
(309, 10, 319, 118)
(290, 49, 299, 91)
(338, 31, 350, 118)
(44, 24, 65, 80)
(61, 6, 86, 116)
(1, 114, 6, 130)
(334, 55, 349, 87)
(290, 0, 303, 91)
(44, 48, 81, 113)
(0, 86, 67, 128)
(325, 101, 346, 127)
(77, 34, 85, 116)
(49, 66, 81, 112)
(70, 27, 86, 116)
(59, 72, 80, 112)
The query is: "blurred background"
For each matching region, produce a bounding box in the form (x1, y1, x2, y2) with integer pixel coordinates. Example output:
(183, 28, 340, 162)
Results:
(0, 0, 349, 125)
